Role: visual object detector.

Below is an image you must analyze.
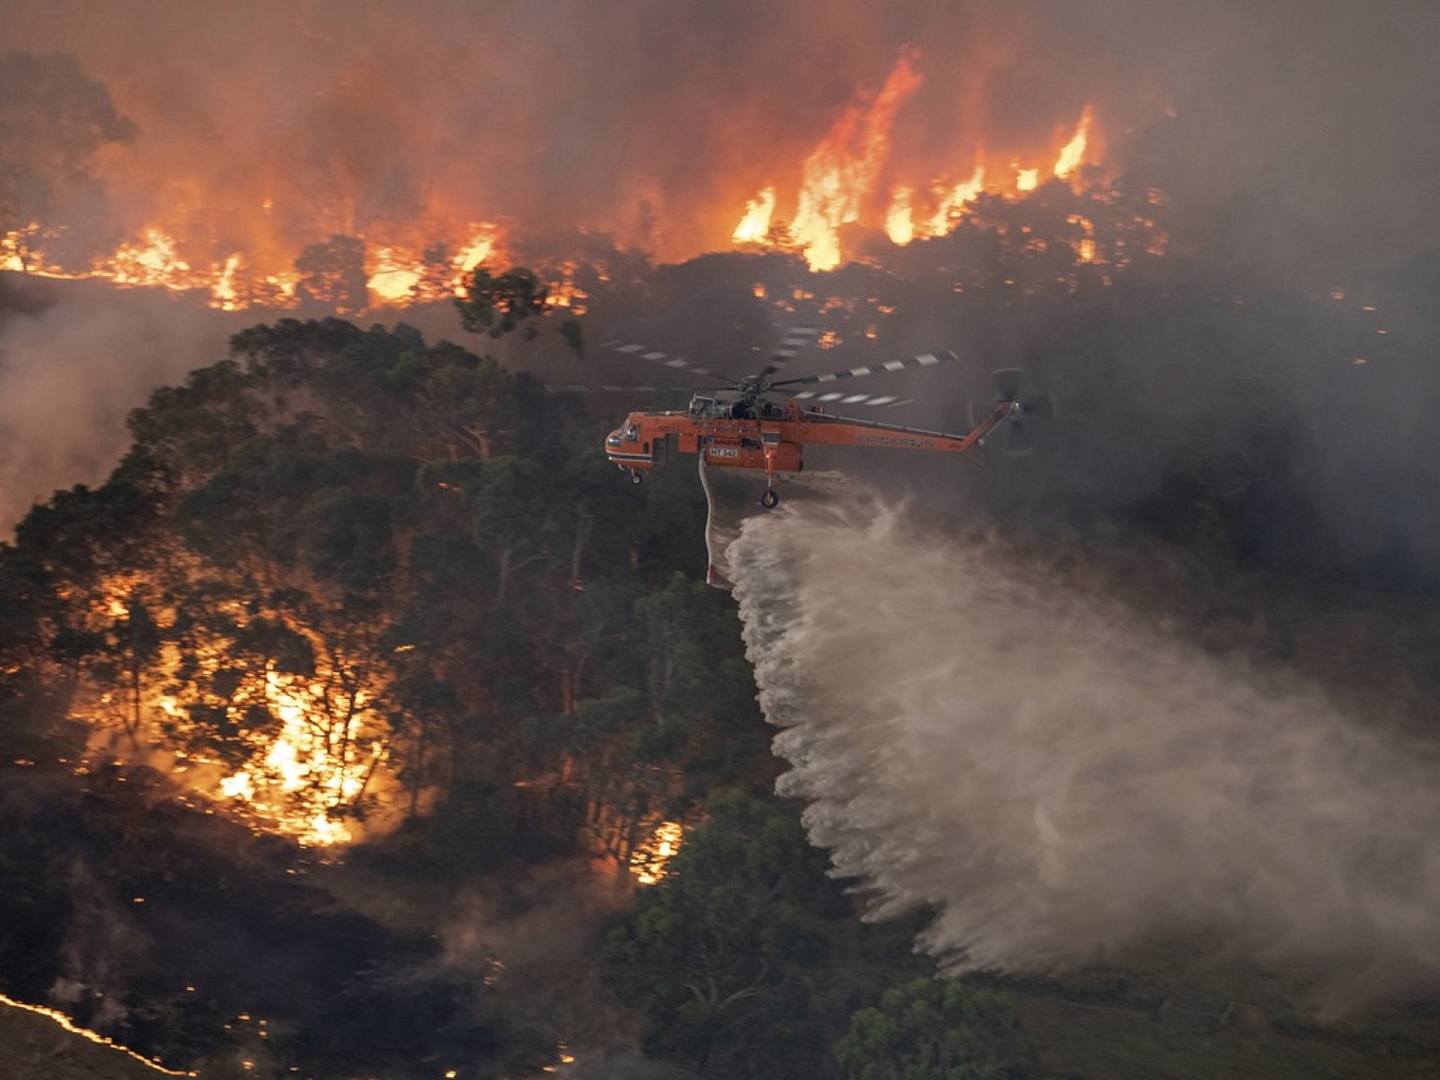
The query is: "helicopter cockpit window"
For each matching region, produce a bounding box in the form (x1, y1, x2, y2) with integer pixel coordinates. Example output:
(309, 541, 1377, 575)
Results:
(624, 424, 639, 442)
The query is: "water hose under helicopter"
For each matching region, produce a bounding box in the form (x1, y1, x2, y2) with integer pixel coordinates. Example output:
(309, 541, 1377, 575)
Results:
(699, 452, 726, 588)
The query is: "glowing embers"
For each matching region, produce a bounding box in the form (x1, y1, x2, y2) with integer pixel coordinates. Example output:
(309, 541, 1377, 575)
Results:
(542, 1043, 579, 1073)
(1, 224, 44, 272)
(1068, 213, 1097, 263)
(628, 820, 684, 885)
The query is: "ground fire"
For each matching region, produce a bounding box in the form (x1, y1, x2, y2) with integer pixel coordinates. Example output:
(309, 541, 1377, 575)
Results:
(77, 575, 398, 846)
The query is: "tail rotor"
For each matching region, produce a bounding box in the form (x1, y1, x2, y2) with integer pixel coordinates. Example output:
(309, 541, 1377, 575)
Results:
(968, 368, 1058, 456)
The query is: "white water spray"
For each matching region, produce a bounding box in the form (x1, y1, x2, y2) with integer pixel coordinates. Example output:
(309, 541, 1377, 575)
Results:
(728, 496, 1440, 1009)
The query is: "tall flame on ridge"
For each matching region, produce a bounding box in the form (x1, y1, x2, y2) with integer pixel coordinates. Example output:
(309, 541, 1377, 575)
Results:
(730, 57, 1104, 269)
(789, 46, 924, 271)
(1053, 104, 1094, 180)
(929, 165, 987, 235)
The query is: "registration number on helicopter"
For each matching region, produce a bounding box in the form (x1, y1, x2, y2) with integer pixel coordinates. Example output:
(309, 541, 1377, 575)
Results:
(855, 434, 931, 448)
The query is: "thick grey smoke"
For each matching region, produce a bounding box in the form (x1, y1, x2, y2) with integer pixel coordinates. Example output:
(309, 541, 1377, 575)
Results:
(3, 0, 1437, 537)
(729, 496, 1440, 1011)
(0, 285, 235, 528)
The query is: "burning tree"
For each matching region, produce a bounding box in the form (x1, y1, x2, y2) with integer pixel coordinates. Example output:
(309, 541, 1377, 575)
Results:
(1, 312, 733, 857)
(294, 235, 369, 315)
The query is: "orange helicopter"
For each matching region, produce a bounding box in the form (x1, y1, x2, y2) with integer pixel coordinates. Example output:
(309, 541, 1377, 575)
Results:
(593, 326, 1055, 508)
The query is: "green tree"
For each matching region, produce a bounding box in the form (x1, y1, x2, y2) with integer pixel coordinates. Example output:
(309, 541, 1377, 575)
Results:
(606, 791, 849, 1075)
(295, 235, 369, 314)
(558, 316, 585, 357)
(455, 266, 549, 340)
(466, 455, 561, 603)
(835, 978, 1029, 1080)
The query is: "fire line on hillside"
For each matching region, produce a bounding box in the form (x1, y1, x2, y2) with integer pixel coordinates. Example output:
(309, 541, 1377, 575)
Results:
(0, 46, 1164, 315)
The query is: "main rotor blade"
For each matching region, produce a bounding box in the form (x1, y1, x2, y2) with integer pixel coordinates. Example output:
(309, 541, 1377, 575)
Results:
(760, 324, 820, 376)
(786, 390, 913, 408)
(770, 349, 959, 388)
(547, 383, 713, 393)
(599, 339, 741, 386)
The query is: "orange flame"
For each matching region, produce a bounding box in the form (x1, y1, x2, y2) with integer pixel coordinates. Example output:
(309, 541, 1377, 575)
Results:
(1068, 213, 1097, 262)
(731, 83, 1108, 263)
(212, 670, 382, 846)
(0, 992, 195, 1076)
(210, 253, 243, 310)
(629, 820, 684, 885)
(1053, 104, 1094, 180)
(81, 578, 395, 847)
(731, 186, 776, 244)
(367, 246, 422, 305)
(108, 228, 192, 288)
(788, 46, 924, 270)
(928, 165, 986, 236)
(7, 52, 1118, 300)
(449, 225, 502, 297)
(885, 186, 915, 246)
(7, 215, 505, 314)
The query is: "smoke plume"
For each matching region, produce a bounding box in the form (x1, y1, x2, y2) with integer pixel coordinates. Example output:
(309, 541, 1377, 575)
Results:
(729, 495, 1440, 1011)
(0, 283, 237, 527)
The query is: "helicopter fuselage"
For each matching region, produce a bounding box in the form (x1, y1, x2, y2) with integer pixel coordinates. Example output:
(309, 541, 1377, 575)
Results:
(604, 395, 1015, 487)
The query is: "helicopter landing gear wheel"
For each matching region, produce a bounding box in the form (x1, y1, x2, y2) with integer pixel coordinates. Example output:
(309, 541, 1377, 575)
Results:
(760, 489, 780, 509)
(628, 469, 644, 486)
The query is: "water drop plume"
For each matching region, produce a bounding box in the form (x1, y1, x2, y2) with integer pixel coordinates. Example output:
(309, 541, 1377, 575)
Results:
(727, 495, 1440, 1009)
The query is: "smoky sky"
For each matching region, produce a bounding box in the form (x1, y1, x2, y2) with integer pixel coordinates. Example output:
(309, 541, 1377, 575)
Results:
(3, 0, 1438, 268)
(4, 0, 1439, 537)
